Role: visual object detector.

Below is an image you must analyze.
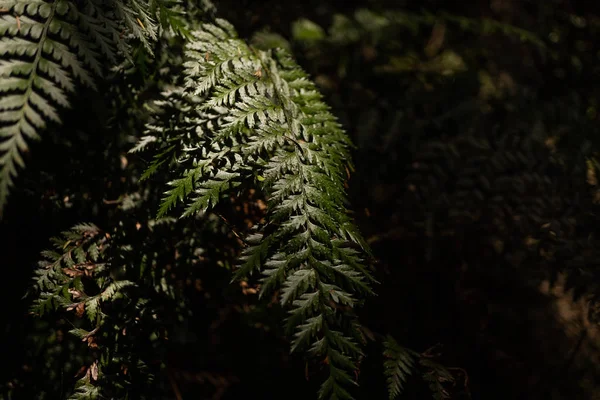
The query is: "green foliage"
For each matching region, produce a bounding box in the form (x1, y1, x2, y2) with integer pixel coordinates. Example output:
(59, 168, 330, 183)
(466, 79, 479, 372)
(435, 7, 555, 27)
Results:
(136, 18, 376, 399)
(383, 337, 455, 400)
(0, 0, 93, 213)
(69, 375, 100, 400)
(292, 19, 326, 43)
(420, 358, 454, 400)
(383, 335, 418, 399)
(14, 1, 600, 399)
(29, 223, 142, 396)
(288, 8, 546, 84)
(30, 223, 108, 316)
(251, 30, 292, 53)
(0, 0, 190, 215)
(27, 200, 257, 398)
(298, 8, 546, 49)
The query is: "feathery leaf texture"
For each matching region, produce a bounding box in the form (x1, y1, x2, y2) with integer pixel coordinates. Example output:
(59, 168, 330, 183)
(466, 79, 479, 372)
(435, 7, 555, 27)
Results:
(382, 336, 457, 400)
(30, 222, 107, 316)
(420, 358, 454, 400)
(30, 222, 135, 323)
(0, 0, 166, 215)
(30, 222, 139, 396)
(147, 19, 376, 399)
(383, 335, 419, 399)
(69, 376, 100, 400)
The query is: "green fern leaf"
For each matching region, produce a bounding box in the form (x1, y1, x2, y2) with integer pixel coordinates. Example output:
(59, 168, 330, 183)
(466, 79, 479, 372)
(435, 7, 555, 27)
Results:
(129, 134, 157, 153)
(420, 358, 454, 400)
(233, 232, 271, 280)
(100, 280, 135, 301)
(383, 336, 419, 399)
(152, 19, 375, 399)
(0, 0, 164, 215)
(292, 314, 324, 352)
(281, 268, 316, 305)
(69, 375, 100, 400)
(158, 170, 197, 217)
(0, 2, 78, 211)
(29, 222, 106, 317)
(112, 0, 158, 54)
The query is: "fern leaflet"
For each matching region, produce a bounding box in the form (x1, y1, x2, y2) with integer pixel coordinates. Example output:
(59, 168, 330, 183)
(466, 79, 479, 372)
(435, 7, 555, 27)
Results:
(383, 335, 419, 399)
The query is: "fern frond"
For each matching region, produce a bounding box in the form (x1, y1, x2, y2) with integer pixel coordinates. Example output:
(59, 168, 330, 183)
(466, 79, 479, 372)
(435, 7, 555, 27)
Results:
(29, 222, 106, 316)
(31, 222, 140, 341)
(129, 134, 157, 153)
(281, 268, 316, 305)
(75, 1, 121, 65)
(149, 0, 190, 38)
(383, 335, 419, 399)
(0, 0, 165, 214)
(420, 358, 454, 400)
(69, 375, 100, 400)
(112, 0, 158, 54)
(152, 19, 375, 399)
(0, 1, 74, 212)
(233, 232, 272, 279)
(101, 280, 135, 300)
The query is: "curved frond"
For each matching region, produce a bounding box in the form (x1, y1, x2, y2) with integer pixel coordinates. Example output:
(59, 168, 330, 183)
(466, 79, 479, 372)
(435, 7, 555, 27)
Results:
(151, 19, 376, 400)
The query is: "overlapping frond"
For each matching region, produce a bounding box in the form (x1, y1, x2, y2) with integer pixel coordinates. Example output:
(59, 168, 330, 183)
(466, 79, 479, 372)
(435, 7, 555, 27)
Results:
(30, 222, 139, 397)
(1, 1, 86, 212)
(420, 358, 454, 400)
(0, 0, 166, 215)
(382, 336, 457, 400)
(30, 223, 107, 315)
(30, 223, 136, 322)
(149, 19, 376, 399)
